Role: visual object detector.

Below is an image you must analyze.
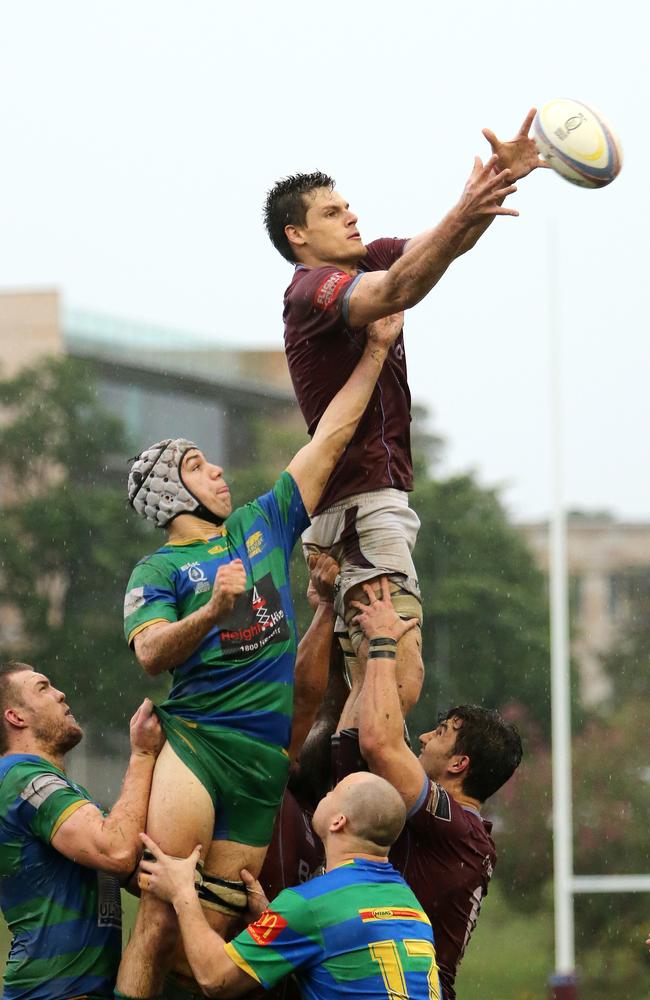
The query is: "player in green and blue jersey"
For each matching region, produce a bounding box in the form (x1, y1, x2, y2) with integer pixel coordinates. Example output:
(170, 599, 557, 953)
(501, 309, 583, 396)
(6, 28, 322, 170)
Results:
(116, 313, 404, 999)
(138, 771, 441, 999)
(0, 660, 163, 1000)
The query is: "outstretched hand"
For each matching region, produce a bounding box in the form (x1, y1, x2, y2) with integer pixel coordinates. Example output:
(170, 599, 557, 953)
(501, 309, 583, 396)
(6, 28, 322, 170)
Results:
(482, 107, 550, 181)
(457, 155, 518, 222)
(351, 577, 419, 642)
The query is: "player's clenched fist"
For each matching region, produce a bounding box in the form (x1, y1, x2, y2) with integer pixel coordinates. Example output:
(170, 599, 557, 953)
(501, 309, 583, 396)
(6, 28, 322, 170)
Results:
(208, 558, 247, 620)
(306, 551, 340, 610)
(129, 698, 165, 758)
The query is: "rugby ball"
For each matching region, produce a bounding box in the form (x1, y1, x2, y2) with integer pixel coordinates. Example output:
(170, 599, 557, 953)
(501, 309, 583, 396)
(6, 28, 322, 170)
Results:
(533, 98, 622, 188)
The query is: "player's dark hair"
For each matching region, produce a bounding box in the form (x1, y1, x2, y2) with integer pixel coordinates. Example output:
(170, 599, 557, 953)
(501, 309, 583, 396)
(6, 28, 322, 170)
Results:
(445, 705, 523, 803)
(264, 171, 335, 262)
(0, 661, 33, 754)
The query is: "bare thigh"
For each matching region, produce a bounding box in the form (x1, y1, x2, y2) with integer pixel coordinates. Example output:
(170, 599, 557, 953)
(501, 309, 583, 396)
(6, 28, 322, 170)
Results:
(146, 740, 215, 854)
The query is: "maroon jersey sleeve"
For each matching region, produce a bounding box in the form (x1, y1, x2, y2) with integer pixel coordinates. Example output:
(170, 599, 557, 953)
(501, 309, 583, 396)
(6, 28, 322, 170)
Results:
(406, 776, 452, 833)
(286, 238, 407, 340)
(286, 266, 357, 337)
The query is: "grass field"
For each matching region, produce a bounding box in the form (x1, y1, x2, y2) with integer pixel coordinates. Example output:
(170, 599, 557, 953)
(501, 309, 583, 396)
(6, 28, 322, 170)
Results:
(455, 882, 554, 1000)
(0, 880, 554, 999)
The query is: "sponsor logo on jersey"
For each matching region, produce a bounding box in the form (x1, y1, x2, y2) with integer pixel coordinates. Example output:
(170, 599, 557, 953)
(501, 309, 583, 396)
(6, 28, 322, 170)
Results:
(313, 271, 350, 310)
(246, 531, 264, 559)
(181, 561, 211, 595)
(359, 907, 429, 923)
(219, 573, 290, 657)
(208, 542, 228, 555)
(247, 909, 287, 946)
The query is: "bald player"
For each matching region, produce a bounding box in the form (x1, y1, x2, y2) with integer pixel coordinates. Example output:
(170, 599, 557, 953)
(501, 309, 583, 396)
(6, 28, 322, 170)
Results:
(138, 772, 441, 999)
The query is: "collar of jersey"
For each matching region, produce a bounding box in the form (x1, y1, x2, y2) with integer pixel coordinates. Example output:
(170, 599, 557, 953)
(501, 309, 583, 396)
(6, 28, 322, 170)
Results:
(330, 857, 390, 871)
(166, 531, 226, 547)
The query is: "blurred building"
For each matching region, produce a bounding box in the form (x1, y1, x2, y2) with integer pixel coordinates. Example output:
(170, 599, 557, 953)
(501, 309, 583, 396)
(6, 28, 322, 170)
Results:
(0, 287, 302, 469)
(0, 288, 304, 797)
(517, 514, 650, 706)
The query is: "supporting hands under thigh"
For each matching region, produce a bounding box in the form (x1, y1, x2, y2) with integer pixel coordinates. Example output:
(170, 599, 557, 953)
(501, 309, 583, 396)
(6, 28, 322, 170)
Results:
(351, 577, 419, 643)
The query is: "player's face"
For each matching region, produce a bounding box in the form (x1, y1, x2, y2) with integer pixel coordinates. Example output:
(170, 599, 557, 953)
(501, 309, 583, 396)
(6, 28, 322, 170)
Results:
(418, 716, 464, 780)
(181, 449, 232, 520)
(312, 781, 342, 838)
(295, 188, 368, 266)
(14, 671, 83, 753)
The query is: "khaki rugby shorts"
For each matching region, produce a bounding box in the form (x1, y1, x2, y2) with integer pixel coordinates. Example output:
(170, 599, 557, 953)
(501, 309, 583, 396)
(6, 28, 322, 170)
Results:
(302, 487, 421, 627)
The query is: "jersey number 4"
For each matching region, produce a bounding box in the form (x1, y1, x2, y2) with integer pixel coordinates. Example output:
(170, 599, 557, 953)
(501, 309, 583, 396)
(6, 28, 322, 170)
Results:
(369, 939, 440, 1000)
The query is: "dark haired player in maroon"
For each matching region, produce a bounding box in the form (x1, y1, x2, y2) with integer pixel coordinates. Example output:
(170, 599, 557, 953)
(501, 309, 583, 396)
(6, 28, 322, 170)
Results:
(264, 111, 548, 735)
(342, 578, 523, 999)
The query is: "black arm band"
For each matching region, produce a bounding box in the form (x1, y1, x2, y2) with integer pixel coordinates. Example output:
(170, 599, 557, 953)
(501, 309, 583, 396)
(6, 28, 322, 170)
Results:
(368, 649, 397, 660)
(368, 637, 397, 648)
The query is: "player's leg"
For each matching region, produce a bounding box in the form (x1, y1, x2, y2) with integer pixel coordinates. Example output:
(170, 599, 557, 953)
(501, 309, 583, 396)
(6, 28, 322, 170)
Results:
(116, 741, 215, 999)
(304, 490, 423, 730)
(335, 492, 424, 729)
(337, 575, 424, 731)
(165, 836, 269, 994)
(166, 728, 290, 991)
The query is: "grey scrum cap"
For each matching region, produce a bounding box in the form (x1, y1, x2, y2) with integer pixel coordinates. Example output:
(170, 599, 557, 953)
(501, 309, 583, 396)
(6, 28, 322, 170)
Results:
(127, 438, 200, 527)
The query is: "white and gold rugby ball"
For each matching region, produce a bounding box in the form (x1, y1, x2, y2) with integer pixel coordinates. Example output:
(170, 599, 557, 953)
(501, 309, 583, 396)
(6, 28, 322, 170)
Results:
(533, 98, 622, 188)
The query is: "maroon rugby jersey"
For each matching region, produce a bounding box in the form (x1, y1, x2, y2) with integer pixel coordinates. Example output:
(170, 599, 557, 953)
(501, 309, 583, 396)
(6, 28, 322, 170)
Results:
(283, 238, 413, 514)
(331, 733, 496, 1000)
(259, 787, 323, 900)
(250, 789, 324, 1000)
(390, 778, 496, 1000)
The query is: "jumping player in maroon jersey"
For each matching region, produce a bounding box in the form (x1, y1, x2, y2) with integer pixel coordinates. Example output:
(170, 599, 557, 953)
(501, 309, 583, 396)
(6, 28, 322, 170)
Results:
(264, 110, 548, 734)
(347, 578, 523, 999)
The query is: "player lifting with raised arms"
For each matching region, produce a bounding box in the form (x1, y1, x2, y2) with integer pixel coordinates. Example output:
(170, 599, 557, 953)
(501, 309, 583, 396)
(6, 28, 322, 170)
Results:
(115, 313, 403, 999)
(265, 110, 548, 730)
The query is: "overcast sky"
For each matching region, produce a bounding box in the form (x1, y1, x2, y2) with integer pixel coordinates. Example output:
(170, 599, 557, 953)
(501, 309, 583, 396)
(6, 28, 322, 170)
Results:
(0, 1, 646, 521)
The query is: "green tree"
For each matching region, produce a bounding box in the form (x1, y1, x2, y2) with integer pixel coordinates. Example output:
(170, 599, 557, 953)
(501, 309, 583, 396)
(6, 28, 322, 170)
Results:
(409, 474, 551, 737)
(232, 420, 552, 736)
(0, 356, 164, 734)
(495, 695, 650, 1000)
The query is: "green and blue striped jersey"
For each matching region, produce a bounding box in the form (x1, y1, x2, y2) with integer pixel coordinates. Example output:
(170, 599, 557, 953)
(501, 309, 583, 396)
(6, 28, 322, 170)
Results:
(0, 754, 121, 1000)
(225, 857, 440, 999)
(123, 472, 309, 749)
